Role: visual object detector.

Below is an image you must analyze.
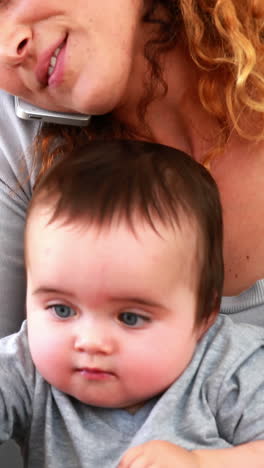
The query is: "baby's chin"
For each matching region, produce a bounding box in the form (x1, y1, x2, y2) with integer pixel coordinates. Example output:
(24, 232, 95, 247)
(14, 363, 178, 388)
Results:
(64, 389, 147, 412)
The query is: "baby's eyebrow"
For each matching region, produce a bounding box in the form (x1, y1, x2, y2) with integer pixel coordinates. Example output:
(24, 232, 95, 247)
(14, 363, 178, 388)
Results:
(109, 296, 163, 309)
(31, 289, 165, 310)
(32, 287, 75, 297)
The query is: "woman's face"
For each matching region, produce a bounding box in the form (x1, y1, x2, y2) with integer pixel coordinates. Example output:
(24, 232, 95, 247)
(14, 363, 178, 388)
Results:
(0, 0, 143, 114)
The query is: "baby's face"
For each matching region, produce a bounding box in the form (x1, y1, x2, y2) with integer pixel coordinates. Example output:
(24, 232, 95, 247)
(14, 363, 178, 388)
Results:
(26, 210, 206, 412)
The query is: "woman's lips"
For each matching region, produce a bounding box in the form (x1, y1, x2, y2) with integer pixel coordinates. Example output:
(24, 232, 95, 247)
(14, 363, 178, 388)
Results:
(35, 36, 67, 87)
(48, 40, 67, 88)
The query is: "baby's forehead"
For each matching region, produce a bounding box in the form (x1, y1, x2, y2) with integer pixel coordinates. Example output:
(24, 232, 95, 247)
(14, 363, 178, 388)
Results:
(26, 203, 201, 282)
(26, 202, 55, 234)
(27, 199, 198, 239)
(26, 204, 201, 300)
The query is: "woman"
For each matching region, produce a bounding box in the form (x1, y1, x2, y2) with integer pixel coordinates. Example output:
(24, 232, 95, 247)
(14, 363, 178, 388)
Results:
(0, 0, 263, 336)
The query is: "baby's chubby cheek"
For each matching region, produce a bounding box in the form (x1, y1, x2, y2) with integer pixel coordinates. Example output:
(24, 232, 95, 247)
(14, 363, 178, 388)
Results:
(27, 326, 57, 381)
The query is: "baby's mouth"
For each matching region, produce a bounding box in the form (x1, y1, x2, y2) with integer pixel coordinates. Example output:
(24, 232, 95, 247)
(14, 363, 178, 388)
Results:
(77, 367, 115, 380)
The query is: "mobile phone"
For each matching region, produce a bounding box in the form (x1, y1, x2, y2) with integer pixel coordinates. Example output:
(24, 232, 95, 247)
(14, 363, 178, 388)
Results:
(15, 96, 91, 127)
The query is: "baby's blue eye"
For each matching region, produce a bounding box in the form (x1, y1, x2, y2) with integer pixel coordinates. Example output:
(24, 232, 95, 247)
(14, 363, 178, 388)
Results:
(118, 312, 149, 328)
(52, 305, 75, 319)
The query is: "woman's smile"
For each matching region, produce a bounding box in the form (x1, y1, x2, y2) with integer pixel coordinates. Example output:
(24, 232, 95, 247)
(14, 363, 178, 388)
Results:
(35, 35, 67, 87)
(0, 0, 144, 114)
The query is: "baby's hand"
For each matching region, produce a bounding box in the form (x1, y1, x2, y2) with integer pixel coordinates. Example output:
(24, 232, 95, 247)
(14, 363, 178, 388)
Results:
(117, 440, 200, 468)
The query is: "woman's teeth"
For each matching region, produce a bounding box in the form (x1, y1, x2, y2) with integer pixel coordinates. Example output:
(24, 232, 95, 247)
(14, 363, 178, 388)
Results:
(48, 47, 61, 77)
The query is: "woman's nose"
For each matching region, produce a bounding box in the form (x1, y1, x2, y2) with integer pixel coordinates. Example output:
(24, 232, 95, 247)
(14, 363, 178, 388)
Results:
(0, 24, 32, 66)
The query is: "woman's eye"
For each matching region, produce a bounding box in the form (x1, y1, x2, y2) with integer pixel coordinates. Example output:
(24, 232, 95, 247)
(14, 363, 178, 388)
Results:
(118, 311, 149, 328)
(50, 304, 76, 319)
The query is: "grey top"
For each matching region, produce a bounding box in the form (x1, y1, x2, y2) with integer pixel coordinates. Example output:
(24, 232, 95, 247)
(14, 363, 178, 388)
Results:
(0, 92, 38, 337)
(220, 280, 264, 327)
(0, 91, 263, 336)
(1, 316, 264, 468)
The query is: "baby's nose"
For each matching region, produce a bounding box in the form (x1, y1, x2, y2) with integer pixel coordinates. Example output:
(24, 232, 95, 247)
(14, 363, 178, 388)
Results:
(74, 324, 115, 355)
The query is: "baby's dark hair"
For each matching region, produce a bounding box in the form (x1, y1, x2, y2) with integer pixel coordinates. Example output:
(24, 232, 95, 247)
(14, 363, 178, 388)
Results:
(27, 140, 224, 326)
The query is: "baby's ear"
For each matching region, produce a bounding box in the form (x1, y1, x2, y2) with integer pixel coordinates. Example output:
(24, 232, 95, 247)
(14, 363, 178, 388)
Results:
(206, 306, 219, 330)
(197, 305, 219, 341)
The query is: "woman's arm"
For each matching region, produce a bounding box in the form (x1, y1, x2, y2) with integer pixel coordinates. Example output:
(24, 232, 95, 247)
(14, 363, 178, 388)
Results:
(0, 92, 39, 337)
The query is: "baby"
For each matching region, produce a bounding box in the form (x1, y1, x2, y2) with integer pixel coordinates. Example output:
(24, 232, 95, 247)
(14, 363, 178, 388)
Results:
(1, 140, 264, 467)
